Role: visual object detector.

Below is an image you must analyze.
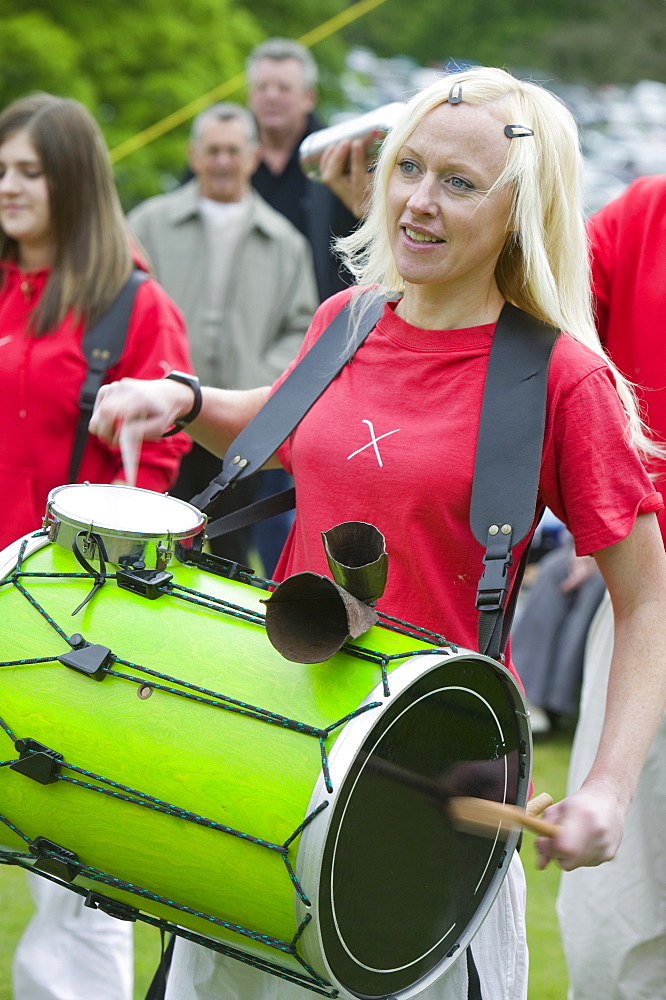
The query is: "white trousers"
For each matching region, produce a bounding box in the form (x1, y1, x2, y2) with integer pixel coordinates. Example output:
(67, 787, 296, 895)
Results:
(12, 873, 134, 1000)
(557, 594, 666, 1000)
(164, 853, 528, 1000)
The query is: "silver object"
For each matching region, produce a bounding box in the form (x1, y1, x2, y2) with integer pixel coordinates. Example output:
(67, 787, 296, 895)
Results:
(299, 102, 405, 182)
(44, 483, 206, 569)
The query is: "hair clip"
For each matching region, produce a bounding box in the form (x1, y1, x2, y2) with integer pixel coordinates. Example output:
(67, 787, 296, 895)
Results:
(504, 124, 534, 138)
(448, 82, 463, 104)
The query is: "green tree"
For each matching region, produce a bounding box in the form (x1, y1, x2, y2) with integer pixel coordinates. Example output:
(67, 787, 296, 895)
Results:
(0, 0, 353, 207)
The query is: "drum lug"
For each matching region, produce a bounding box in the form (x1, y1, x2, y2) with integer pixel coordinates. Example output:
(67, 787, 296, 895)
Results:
(116, 566, 173, 600)
(58, 636, 113, 680)
(29, 836, 79, 882)
(156, 539, 172, 571)
(11, 738, 63, 784)
(79, 526, 98, 559)
(42, 500, 54, 533)
(84, 891, 140, 922)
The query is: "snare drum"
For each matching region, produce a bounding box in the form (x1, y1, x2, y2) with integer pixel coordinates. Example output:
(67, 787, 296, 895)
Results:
(0, 484, 530, 999)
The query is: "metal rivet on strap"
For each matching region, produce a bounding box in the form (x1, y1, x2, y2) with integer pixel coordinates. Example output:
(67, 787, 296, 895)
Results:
(501, 524, 512, 535)
(488, 525, 499, 535)
(238, 459, 248, 469)
(232, 456, 241, 465)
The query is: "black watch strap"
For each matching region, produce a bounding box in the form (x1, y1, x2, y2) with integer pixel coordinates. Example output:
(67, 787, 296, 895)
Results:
(162, 371, 202, 437)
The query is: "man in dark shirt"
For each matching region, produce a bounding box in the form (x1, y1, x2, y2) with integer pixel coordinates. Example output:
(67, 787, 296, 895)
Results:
(246, 37, 357, 302)
(245, 39, 359, 573)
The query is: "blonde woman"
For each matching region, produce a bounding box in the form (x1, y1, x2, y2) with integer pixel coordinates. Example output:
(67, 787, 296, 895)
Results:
(91, 68, 666, 1000)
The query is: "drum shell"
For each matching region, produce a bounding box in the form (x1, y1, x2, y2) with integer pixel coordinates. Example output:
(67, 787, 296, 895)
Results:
(0, 531, 530, 997)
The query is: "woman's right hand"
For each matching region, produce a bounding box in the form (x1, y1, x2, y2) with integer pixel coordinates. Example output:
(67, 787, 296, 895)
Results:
(89, 376, 195, 445)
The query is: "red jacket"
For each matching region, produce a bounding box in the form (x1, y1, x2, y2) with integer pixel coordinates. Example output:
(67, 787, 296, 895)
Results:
(0, 260, 193, 549)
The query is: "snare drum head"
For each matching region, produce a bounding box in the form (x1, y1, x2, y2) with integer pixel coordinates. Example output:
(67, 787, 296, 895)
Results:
(299, 650, 530, 999)
(47, 483, 204, 538)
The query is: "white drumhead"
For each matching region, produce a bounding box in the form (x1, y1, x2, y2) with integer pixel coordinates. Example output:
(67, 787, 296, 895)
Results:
(47, 483, 205, 538)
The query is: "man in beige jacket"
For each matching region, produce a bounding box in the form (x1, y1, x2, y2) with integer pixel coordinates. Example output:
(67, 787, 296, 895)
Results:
(128, 102, 318, 564)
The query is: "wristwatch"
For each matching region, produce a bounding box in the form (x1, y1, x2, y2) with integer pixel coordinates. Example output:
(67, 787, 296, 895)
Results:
(162, 370, 202, 437)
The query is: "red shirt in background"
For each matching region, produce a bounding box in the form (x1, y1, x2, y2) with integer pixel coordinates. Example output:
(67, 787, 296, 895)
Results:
(587, 175, 666, 542)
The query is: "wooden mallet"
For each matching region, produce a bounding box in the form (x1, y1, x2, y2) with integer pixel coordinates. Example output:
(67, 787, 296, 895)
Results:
(448, 791, 559, 838)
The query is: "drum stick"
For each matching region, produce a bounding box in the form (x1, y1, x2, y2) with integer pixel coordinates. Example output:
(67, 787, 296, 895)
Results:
(360, 753, 559, 838)
(447, 796, 559, 838)
(525, 791, 554, 818)
(118, 419, 142, 488)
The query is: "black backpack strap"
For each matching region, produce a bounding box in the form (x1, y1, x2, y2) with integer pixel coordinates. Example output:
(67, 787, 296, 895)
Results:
(190, 292, 387, 517)
(470, 302, 559, 660)
(69, 269, 148, 482)
(204, 486, 296, 541)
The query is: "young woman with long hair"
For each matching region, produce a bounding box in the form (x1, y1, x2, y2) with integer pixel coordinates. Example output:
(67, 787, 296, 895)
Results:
(0, 93, 193, 550)
(0, 92, 193, 1000)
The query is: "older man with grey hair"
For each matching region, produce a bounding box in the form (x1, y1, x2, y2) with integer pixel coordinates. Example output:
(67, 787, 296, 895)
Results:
(128, 101, 318, 566)
(247, 39, 357, 303)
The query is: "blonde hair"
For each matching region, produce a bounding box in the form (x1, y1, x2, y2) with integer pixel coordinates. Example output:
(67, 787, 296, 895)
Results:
(0, 93, 132, 336)
(338, 66, 659, 462)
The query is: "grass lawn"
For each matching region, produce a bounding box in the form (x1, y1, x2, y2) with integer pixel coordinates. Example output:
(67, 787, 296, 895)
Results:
(524, 726, 573, 1000)
(0, 728, 573, 1000)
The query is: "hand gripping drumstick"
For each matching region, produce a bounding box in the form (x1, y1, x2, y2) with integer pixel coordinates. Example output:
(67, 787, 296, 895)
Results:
(448, 791, 559, 838)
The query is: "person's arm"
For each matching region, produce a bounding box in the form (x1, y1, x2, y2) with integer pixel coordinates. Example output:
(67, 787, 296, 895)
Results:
(536, 510, 666, 870)
(90, 378, 281, 467)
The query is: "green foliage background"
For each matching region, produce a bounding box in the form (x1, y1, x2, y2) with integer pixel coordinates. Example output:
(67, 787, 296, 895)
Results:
(349, 0, 666, 85)
(0, 0, 663, 207)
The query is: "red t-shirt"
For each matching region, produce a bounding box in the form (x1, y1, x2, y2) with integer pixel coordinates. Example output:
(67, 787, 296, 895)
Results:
(587, 175, 666, 540)
(272, 290, 661, 662)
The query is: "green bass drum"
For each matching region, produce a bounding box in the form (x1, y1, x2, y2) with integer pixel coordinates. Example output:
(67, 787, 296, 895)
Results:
(0, 484, 531, 999)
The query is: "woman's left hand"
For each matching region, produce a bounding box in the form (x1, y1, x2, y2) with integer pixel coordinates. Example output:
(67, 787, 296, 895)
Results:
(534, 778, 625, 871)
